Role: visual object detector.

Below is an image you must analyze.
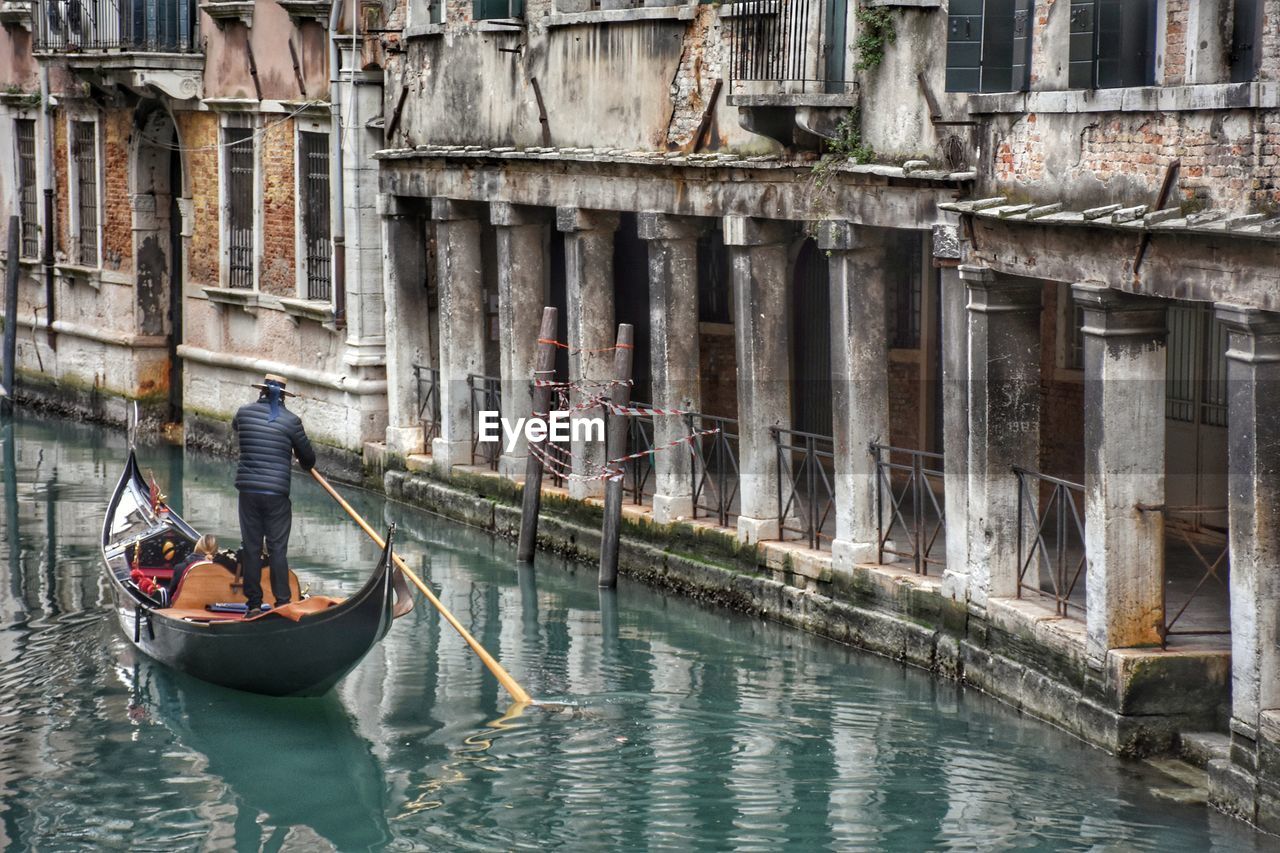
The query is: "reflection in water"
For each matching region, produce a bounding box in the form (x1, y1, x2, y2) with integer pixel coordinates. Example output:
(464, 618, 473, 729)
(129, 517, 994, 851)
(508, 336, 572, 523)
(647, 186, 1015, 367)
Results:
(0, 412, 1273, 851)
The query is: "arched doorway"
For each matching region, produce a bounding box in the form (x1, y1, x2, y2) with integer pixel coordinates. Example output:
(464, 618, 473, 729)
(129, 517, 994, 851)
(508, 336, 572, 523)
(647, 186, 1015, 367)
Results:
(132, 101, 185, 423)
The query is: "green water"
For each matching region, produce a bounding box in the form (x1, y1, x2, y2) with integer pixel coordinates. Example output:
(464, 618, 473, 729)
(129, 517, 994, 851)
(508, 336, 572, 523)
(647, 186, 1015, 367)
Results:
(0, 413, 1271, 851)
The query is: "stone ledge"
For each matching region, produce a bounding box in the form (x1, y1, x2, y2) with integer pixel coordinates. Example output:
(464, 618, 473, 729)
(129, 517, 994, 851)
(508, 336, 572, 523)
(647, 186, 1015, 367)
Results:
(545, 4, 696, 26)
(201, 286, 259, 313)
(969, 81, 1279, 115)
(276, 296, 334, 324)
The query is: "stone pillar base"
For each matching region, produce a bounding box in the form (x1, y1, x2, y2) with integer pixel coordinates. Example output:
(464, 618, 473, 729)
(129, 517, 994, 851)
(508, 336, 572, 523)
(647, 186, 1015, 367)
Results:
(737, 516, 779, 545)
(941, 569, 970, 603)
(385, 425, 425, 458)
(652, 494, 694, 525)
(570, 479, 605, 501)
(431, 437, 471, 471)
(498, 453, 527, 481)
(831, 538, 878, 571)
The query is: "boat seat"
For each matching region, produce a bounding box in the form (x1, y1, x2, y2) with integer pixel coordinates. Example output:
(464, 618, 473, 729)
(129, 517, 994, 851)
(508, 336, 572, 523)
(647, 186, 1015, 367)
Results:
(167, 563, 302, 611)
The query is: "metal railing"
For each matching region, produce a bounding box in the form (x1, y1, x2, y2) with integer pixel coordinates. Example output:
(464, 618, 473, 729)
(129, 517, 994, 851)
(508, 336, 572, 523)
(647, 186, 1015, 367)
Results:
(468, 374, 502, 470)
(724, 0, 847, 93)
(1141, 504, 1231, 648)
(622, 403, 655, 506)
(37, 0, 199, 52)
(1014, 467, 1087, 619)
(412, 364, 440, 445)
(871, 443, 946, 575)
(773, 426, 834, 551)
(687, 412, 739, 528)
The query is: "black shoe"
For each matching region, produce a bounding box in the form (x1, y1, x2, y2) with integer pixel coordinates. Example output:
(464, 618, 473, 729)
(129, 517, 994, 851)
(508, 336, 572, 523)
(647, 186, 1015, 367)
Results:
(273, 599, 291, 608)
(244, 602, 262, 618)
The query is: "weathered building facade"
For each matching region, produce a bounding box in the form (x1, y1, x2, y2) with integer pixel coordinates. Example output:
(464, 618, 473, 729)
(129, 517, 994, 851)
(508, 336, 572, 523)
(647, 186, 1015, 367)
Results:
(0, 0, 387, 463)
(373, 0, 1280, 833)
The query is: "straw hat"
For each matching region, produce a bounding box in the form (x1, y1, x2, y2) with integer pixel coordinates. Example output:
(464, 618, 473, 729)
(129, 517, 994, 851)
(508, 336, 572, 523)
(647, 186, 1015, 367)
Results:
(251, 373, 297, 397)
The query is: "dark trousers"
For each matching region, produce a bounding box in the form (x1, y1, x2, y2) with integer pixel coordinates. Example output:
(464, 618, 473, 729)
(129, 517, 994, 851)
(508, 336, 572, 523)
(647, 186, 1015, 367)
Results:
(238, 491, 293, 607)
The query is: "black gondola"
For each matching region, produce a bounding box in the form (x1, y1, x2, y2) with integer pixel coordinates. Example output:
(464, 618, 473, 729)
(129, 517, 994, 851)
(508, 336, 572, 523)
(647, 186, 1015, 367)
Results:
(101, 449, 413, 697)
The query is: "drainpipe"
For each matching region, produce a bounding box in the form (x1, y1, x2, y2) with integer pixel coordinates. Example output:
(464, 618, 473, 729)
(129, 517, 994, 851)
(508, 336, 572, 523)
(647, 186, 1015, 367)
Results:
(39, 66, 55, 351)
(328, 0, 347, 331)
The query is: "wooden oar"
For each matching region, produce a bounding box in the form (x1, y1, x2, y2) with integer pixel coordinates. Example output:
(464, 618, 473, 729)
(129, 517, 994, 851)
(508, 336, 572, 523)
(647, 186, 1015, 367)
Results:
(310, 468, 533, 706)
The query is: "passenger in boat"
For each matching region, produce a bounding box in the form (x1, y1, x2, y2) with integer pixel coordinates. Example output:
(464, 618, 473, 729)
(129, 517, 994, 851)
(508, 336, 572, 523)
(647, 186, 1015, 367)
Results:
(170, 534, 219, 593)
(232, 373, 316, 616)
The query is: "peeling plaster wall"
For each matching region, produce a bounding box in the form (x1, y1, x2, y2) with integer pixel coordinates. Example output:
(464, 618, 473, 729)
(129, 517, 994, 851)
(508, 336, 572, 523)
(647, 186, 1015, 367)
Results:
(202, 11, 329, 101)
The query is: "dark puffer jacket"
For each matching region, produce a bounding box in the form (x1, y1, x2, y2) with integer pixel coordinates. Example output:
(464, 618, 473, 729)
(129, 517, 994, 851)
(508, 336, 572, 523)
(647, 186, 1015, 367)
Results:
(232, 397, 317, 495)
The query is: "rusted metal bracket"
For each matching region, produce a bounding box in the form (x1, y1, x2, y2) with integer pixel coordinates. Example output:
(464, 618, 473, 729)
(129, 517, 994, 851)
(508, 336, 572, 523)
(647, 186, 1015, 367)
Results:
(691, 78, 722, 153)
(288, 39, 307, 98)
(530, 76, 551, 147)
(918, 73, 976, 127)
(1133, 158, 1180, 276)
(386, 83, 409, 141)
(246, 40, 263, 101)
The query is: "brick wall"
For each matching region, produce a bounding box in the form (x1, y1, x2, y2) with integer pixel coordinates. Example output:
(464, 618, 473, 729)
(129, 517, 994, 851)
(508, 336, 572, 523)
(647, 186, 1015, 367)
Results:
(101, 109, 132, 272)
(1261, 0, 1280, 82)
(53, 113, 68, 258)
(1163, 0, 1188, 86)
(888, 357, 920, 451)
(260, 118, 297, 297)
(176, 111, 219, 287)
(698, 324, 737, 420)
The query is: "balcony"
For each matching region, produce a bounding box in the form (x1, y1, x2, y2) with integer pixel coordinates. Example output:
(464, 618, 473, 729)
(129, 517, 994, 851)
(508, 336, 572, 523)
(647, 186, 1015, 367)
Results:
(723, 0, 858, 148)
(36, 0, 202, 99)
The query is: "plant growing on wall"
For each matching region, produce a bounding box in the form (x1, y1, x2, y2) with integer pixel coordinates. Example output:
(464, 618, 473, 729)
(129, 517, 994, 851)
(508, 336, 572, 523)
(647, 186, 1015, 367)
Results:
(806, 108, 876, 240)
(854, 5, 897, 71)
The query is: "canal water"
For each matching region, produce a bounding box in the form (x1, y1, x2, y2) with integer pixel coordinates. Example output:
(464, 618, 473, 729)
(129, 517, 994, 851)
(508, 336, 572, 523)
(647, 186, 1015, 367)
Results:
(0, 413, 1270, 851)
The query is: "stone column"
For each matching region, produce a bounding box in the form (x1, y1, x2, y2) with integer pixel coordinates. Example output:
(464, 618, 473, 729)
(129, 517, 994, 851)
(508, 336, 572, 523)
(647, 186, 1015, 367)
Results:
(821, 221, 888, 571)
(1074, 283, 1167, 660)
(936, 226, 969, 601)
(1216, 305, 1280, 742)
(965, 266, 1041, 609)
(430, 199, 486, 470)
(492, 203, 551, 481)
(380, 194, 430, 457)
(557, 207, 619, 500)
(724, 215, 792, 545)
(637, 212, 704, 524)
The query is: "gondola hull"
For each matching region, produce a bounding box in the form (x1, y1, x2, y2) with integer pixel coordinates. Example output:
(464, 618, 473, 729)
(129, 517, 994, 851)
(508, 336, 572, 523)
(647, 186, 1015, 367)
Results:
(102, 450, 408, 697)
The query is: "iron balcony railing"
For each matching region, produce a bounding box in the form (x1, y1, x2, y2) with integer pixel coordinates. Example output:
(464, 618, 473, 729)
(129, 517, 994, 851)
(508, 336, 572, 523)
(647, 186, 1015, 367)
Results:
(622, 403, 655, 506)
(686, 412, 739, 528)
(773, 426, 835, 551)
(1138, 503, 1231, 648)
(1014, 467, 1087, 619)
(38, 0, 199, 52)
(725, 0, 850, 93)
(468, 374, 502, 470)
(412, 364, 441, 445)
(871, 443, 946, 575)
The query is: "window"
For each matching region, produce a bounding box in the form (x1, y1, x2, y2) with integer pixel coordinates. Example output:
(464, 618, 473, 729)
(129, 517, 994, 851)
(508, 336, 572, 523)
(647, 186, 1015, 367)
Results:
(946, 0, 1034, 93)
(697, 229, 731, 324)
(1229, 0, 1264, 83)
(472, 0, 522, 20)
(298, 131, 331, 301)
(224, 126, 255, 289)
(72, 120, 99, 267)
(1068, 0, 1156, 89)
(15, 119, 37, 259)
(1059, 291, 1084, 371)
(887, 231, 923, 349)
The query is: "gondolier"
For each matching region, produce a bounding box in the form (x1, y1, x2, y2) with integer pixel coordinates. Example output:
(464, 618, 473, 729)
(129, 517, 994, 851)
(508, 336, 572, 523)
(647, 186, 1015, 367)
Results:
(233, 373, 317, 615)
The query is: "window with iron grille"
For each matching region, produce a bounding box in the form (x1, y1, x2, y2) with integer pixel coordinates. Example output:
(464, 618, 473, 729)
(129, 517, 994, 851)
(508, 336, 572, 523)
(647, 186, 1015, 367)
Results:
(72, 121, 99, 267)
(1166, 303, 1229, 427)
(224, 126, 255, 289)
(298, 131, 331, 301)
(15, 119, 37, 259)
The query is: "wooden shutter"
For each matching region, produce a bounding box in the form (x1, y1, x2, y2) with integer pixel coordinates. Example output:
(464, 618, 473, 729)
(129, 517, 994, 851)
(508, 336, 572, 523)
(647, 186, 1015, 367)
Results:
(1230, 0, 1263, 83)
(979, 0, 1016, 93)
(1067, 0, 1095, 88)
(946, 0, 984, 92)
(1011, 0, 1033, 92)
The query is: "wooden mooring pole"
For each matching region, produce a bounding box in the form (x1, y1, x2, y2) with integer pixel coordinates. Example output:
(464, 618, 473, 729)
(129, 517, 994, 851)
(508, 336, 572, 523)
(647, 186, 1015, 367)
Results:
(598, 323, 633, 589)
(517, 307, 558, 562)
(2, 217, 19, 416)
